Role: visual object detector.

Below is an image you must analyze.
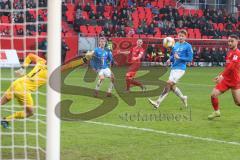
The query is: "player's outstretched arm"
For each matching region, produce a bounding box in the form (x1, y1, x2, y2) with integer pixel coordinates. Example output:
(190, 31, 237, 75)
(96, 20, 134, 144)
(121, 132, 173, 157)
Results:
(61, 50, 94, 72)
(15, 53, 45, 77)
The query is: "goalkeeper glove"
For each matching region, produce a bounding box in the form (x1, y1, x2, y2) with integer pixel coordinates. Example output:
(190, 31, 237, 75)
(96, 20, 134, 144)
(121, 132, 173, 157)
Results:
(15, 67, 26, 77)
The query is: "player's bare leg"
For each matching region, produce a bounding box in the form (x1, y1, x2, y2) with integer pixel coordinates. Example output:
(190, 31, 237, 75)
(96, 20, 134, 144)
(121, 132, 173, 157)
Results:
(208, 88, 223, 120)
(171, 84, 188, 108)
(107, 74, 115, 97)
(231, 89, 240, 106)
(125, 75, 132, 93)
(0, 95, 10, 105)
(148, 81, 172, 109)
(95, 75, 104, 97)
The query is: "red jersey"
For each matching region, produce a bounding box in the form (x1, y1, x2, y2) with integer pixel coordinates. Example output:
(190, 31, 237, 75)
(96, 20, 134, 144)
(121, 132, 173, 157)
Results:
(128, 46, 145, 64)
(222, 48, 240, 86)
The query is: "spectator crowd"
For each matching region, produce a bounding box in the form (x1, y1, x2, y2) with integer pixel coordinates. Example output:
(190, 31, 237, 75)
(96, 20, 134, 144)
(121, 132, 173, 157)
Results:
(63, 0, 240, 39)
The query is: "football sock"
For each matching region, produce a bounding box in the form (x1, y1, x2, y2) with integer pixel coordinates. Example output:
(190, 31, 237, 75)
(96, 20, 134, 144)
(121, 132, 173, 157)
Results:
(131, 79, 142, 87)
(173, 87, 185, 100)
(211, 96, 219, 111)
(108, 82, 114, 93)
(157, 86, 170, 104)
(5, 111, 26, 121)
(95, 79, 103, 91)
(126, 77, 131, 90)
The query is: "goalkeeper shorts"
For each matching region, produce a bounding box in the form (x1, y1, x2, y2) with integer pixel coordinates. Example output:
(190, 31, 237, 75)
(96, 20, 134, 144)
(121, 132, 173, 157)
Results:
(4, 80, 34, 107)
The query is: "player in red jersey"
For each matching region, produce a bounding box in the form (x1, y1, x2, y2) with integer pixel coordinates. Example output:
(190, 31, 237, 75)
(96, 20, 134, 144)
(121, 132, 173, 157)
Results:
(208, 35, 240, 120)
(124, 39, 146, 92)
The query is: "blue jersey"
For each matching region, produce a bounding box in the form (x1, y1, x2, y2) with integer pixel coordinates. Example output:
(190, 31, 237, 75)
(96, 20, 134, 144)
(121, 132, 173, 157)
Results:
(170, 42, 193, 70)
(90, 47, 113, 70)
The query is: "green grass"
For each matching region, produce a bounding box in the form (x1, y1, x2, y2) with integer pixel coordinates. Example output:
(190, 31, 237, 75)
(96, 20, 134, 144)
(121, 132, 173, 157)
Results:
(1, 67, 240, 160)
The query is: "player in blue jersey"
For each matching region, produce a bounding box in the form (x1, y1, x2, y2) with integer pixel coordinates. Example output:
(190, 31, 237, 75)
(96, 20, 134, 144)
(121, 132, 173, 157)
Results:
(148, 29, 193, 109)
(90, 37, 115, 97)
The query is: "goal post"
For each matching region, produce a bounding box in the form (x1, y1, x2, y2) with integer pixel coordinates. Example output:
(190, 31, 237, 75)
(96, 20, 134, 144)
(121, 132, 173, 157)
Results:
(46, 0, 61, 160)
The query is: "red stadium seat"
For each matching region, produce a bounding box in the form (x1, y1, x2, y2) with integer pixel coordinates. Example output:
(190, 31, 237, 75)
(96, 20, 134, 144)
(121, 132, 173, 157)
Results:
(82, 11, 89, 20)
(195, 32, 201, 39)
(157, 1, 164, 8)
(190, 9, 196, 15)
(137, 7, 145, 13)
(198, 10, 203, 17)
(188, 33, 195, 39)
(124, 27, 131, 33)
(1, 16, 10, 23)
(90, 4, 96, 13)
(95, 26, 102, 34)
(164, 0, 170, 6)
(194, 28, 200, 34)
(132, 11, 138, 19)
(88, 26, 96, 34)
(213, 23, 218, 29)
(0, 39, 11, 49)
(218, 23, 224, 31)
(151, 1, 157, 7)
(187, 28, 194, 34)
(138, 13, 145, 20)
(40, 32, 47, 36)
(80, 26, 88, 33)
(29, 9, 36, 18)
(140, 34, 146, 38)
(145, 8, 152, 15)
(104, 12, 110, 18)
(66, 11, 74, 23)
(26, 38, 36, 50)
(105, 6, 113, 13)
(154, 33, 162, 38)
(178, 9, 184, 16)
(222, 36, 227, 39)
(13, 38, 24, 50)
(147, 35, 154, 38)
(184, 9, 190, 16)
(202, 35, 208, 39)
(176, 28, 181, 33)
(133, 34, 139, 38)
(67, 4, 75, 11)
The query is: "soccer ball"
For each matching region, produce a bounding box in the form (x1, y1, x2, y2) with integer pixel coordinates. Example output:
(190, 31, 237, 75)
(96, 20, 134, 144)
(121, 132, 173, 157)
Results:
(163, 37, 175, 48)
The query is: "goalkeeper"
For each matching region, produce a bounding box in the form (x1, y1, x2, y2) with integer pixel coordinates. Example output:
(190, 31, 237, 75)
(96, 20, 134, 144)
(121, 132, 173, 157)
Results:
(0, 53, 47, 128)
(0, 51, 93, 128)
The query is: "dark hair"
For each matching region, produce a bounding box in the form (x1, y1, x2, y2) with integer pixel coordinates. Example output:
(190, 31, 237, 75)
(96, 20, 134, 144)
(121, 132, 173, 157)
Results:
(178, 29, 188, 36)
(229, 34, 239, 40)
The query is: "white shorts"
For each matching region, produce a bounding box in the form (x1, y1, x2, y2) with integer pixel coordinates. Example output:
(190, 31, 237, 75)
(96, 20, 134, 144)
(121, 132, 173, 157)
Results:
(168, 69, 185, 83)
(98, 68, 112, 78)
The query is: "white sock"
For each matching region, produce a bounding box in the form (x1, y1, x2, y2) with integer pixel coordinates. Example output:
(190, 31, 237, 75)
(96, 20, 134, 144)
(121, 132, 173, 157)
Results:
(95, 79, 103, 91)
(173, 87, 185, 100)
(107, 81, 114, 93)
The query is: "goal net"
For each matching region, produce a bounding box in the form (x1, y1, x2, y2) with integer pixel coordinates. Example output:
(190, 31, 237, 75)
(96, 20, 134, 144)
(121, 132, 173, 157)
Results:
(0, 0, 60, 159)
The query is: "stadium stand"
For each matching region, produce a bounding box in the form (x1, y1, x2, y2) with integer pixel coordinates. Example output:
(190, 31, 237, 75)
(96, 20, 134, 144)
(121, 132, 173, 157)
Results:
(0, 0, 239, 63)
(60, 0, 239, 39)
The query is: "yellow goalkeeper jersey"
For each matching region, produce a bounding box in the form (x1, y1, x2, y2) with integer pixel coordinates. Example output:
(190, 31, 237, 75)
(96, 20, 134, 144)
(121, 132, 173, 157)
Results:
(16, 53, 47, 92)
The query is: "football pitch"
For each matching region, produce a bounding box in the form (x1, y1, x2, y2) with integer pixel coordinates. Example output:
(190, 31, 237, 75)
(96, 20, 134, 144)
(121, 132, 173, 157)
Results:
(1, 67, 240, 160)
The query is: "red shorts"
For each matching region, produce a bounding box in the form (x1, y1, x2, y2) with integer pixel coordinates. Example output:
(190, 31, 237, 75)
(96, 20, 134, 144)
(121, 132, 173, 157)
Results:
(215, 80, 240, 92)
(126, 71, 137, 78)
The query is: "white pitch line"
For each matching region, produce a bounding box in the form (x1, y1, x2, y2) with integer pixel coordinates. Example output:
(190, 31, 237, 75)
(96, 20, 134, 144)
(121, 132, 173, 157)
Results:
(86, 121, 240, 146)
